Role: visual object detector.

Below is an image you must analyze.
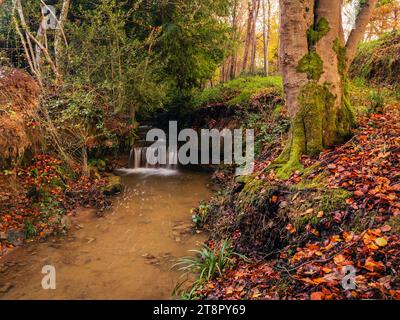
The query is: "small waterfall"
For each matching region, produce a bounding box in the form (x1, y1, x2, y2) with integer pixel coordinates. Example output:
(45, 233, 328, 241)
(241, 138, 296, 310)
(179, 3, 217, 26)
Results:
(167, 148, 178, 170)
(128, 148, 134, 168)
(124, 124, 179, 175)
(135, 147, 142, 168)
(128, 146, 178, 170)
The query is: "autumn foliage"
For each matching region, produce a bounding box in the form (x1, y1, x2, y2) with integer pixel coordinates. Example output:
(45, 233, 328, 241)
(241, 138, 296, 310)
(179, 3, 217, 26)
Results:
(0, 67, 40, 166)
(196, 105, 400, 300)
(0, 155, 111, 255)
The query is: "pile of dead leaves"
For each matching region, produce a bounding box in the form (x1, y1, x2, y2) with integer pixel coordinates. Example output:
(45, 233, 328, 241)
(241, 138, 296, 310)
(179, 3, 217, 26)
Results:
(280, 226, 400, 300)
(197, 107, 400, 300)
(0, 154, 111, 256)
(277, 106, 399, 235)
(199, 227, 399, 300)
(321, 111, 399, 216)
(198, 260, 280, 300)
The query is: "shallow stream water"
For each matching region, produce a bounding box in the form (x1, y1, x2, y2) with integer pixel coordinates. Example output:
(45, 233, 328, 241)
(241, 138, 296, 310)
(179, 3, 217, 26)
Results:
(0, 168, 210, 300)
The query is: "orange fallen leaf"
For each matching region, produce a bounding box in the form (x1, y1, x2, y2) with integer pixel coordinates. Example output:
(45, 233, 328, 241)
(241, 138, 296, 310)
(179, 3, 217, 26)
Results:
(334, 254, 346, 265)
(364, 257, 384, 272)
(251, 288, 261, 298)
(354, 190, 365, 197)
(226, 287, 234, 295)
(286, 224, 296, 234)
(311, 292, 325, 300)
(331, 235, 343, 243)
(369, 228, 382, 237)
(311, 228, 320, 236)
(367, 242, 379, 250)
(322, 267, 332, 274)
(343, 231, 354, 242)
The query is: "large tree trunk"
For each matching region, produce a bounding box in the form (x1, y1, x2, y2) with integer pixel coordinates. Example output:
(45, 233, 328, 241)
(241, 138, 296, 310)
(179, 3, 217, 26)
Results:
(275, 0, 377, 178)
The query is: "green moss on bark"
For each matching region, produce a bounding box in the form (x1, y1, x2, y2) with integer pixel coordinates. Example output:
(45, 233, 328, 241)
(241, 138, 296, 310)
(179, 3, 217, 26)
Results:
(296, 18, 331, 81)
(274, 116, 306, 179)
(275, 82, 336, 179)
(307, 18, 331, 47)
(274, 21, 355, 180)
(333, 38, 356, 141)
(333, 38, 347, 76)
(298, 82, 336, 154)
(336, 78, 355, 142)
(297, 51, 324, 80)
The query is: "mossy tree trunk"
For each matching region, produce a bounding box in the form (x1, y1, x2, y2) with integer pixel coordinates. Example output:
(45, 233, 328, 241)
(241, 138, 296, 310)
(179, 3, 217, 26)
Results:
(276, 0, 378, 178)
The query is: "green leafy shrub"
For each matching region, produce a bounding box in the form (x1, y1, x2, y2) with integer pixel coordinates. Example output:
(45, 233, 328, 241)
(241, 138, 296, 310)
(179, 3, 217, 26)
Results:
(243, 111, 290, 156)
(368, 90, 385, 114)
(173, 239, 248, 299)
(191, 202, 212, 227)
(174, 240, 247, 282)
(24, 220, 36, 238)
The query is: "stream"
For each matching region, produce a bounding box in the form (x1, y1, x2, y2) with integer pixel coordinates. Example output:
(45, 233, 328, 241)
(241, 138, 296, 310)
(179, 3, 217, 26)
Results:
(0, 168, 211, 299)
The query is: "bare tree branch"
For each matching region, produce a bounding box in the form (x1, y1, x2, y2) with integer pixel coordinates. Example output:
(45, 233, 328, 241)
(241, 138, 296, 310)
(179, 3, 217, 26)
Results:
(52, 0, 70, 68)
(14, 0, 39, 74)
(26, 29, 62, 83)
(13, 0, 62, 84)
(11, 2, 37, 80)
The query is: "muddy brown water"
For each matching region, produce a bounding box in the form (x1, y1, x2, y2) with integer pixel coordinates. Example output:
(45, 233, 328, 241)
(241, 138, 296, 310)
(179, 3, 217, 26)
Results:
(0, 168, 211, 300)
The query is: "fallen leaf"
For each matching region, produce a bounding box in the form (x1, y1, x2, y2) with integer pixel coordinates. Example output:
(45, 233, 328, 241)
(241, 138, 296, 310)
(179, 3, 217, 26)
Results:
(334, 254, 346, 265)
(311, 292, 325, 300)
(286, 224, 296, 234)
(364, 257, 384, 272)
(226, 287, 234, 295)
(375, 237, 388, 247)
(354, 190, 365, 197)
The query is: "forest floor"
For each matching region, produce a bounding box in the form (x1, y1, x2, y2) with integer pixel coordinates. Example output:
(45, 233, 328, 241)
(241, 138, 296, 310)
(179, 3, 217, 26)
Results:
(183, 77, 400, 300)
(0, 155, 123, 257)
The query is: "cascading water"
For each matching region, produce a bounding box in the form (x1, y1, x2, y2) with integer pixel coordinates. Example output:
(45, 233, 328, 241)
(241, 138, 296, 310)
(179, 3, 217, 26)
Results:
(167, 148, 178, 170)
(128, 148, 134, 168)
(119, 125, 179, 176)
(117, 145, 179, 176)
(128, 146, 178, 169)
